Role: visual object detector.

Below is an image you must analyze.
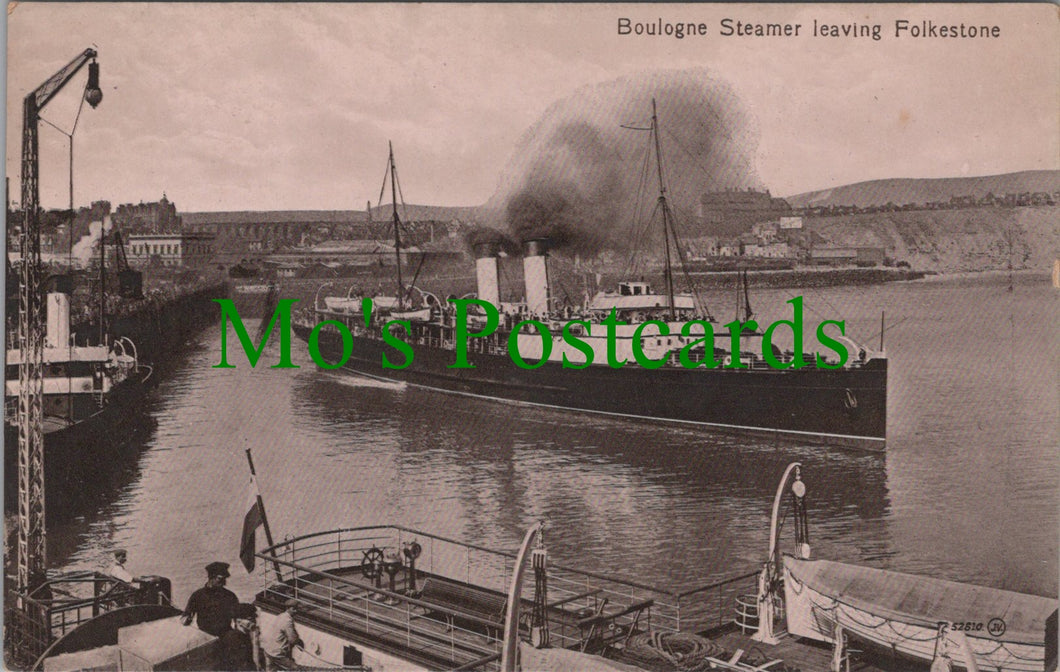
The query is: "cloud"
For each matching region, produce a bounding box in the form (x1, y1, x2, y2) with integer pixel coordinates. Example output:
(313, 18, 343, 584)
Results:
(6, 4, 1056, 212)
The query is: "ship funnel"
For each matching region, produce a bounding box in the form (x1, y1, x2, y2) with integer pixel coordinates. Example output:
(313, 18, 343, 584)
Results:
(45, 292, 71, 349)
(473, 242, 501, 308)
(522, 239, 550, 316)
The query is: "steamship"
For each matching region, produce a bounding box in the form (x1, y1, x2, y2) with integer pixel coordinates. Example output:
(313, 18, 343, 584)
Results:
(4, 288, 154, 514)
(297, 242, 886, 448)
(295, 120, 887, 448)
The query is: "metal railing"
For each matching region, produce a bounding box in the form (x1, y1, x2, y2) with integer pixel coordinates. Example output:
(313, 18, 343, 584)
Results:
(255, 553, 505, 670)
(254, 526, 762, 668)
(4, 572, 172, 667)
(672, 570, 760, 634)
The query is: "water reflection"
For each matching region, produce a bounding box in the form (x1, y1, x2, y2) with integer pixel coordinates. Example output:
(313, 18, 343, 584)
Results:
(293, 373, 892, 591)
(40, 275, 1056, 606)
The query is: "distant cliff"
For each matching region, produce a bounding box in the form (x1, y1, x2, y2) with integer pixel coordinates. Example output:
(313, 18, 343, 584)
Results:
(805, 205, 1059, 272)
(787, 170, 1060, 209)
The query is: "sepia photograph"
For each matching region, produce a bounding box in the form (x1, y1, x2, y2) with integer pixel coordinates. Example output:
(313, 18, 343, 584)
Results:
(3, 3, 1057, 671)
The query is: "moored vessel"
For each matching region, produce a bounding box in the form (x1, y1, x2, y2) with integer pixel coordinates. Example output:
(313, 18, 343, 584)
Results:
(750, 463, 1059, 672)
(4, 289, 153, 515)
(4, 570, 176, 670)
(244, 522, 777, 671)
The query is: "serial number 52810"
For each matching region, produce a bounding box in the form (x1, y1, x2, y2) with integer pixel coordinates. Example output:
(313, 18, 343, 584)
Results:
(951, 622, 985, 632)
(946, 619, 1007, 637)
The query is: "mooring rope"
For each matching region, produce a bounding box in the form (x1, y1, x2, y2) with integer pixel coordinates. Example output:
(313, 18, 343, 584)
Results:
(624, 631, 726, 670)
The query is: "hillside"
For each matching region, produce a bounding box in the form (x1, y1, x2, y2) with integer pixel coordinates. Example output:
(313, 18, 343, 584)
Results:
(787, 170, 1060, 209)
(805, 205, 1059, 272)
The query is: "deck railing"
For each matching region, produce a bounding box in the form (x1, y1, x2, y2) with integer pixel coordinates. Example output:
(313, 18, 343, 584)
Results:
(3, 572, 172, 667)
(255, 542, 507, 670)
(672, 570, 761, 634)
(256, 525, 762, 665)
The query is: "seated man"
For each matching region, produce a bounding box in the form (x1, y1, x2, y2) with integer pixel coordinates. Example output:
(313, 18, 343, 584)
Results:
(107, 549, 139, 584)
(105, 549, 143, 606)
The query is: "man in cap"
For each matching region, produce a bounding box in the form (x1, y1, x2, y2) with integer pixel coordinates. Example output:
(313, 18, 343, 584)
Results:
(107, 549, 138, 584)
(262, 598, 304, 670)
(181, 561, 239, 637)
(220, 602, 262, 671)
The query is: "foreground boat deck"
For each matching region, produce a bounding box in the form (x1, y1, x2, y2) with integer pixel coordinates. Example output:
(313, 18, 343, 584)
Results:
(250, 526, 963, 672)
(709, 629, 910, 672)
(258, 567, 917, 672)
(258, 567, 508, 670)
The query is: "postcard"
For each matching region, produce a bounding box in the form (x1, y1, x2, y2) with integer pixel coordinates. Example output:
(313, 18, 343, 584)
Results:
(5, 4, 1057, 671)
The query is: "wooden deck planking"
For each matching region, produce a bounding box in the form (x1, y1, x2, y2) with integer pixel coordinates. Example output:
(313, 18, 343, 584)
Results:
(712, 629, 934, 672)
(715, 630, 853, 671)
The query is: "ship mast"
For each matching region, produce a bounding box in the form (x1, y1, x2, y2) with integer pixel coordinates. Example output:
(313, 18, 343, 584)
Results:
(623, 98, 710, 320)
(743, 269, 754, 323)
(388, 142, 404, 309)
(650, 99, 677, 321)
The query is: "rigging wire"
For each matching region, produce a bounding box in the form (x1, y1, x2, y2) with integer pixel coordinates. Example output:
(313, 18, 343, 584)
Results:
(375, 154, 390, 221)
(625, 113, 675, 282)
(665, 201, 712, 318)
(622, 129, 655, 280)
(865, 315, 909, 345)
(394, 162, 410, 230)
(625, 190, 661, 282)
(616, 105, 718, 318)
(772, 282, 878, 350)
(654, 118, 711, 318)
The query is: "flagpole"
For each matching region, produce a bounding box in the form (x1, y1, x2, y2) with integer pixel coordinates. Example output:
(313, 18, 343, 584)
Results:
(245, 447, 283, 581)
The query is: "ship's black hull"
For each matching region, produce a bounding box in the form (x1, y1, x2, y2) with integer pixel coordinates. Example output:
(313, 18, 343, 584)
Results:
(5, 285, 221, 518)
(4, 371, 154, 518)
(294, 324, 887, 449)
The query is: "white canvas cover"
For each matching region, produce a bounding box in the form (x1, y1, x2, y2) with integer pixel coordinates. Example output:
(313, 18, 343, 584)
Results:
(784, 556, 1055, 645)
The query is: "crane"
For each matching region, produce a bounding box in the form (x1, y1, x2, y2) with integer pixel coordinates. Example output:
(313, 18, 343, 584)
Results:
(112, 229, 144, 299)
(16, 47, 102, 595)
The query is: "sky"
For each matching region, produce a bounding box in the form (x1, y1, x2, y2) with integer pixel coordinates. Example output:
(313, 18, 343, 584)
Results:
(5, 3, 1058, 212)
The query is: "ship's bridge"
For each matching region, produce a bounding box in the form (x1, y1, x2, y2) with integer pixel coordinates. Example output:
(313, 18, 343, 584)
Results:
(588, 284, 696, 316)
(619, 281, 652, 296)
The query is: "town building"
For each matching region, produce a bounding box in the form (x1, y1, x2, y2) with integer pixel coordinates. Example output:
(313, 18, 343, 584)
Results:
(744, 241, 791, 258)
(183, 209, 474, 269)
(698, 188, 792, 237)
(112, 194, 182, 234)
(127, 232, 216, 268)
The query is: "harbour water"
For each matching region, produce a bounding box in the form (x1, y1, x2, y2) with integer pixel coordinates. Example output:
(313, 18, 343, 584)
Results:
(46, 273, 1057, 608)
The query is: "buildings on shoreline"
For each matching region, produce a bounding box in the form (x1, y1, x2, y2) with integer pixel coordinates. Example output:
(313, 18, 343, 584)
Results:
(15, 183, 1056, 275)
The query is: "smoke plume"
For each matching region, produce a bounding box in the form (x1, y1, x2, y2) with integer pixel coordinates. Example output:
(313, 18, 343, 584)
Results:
(70, 217, 112, 267)
(486, 69, 761, 255)
(464, 225, 519, 257)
